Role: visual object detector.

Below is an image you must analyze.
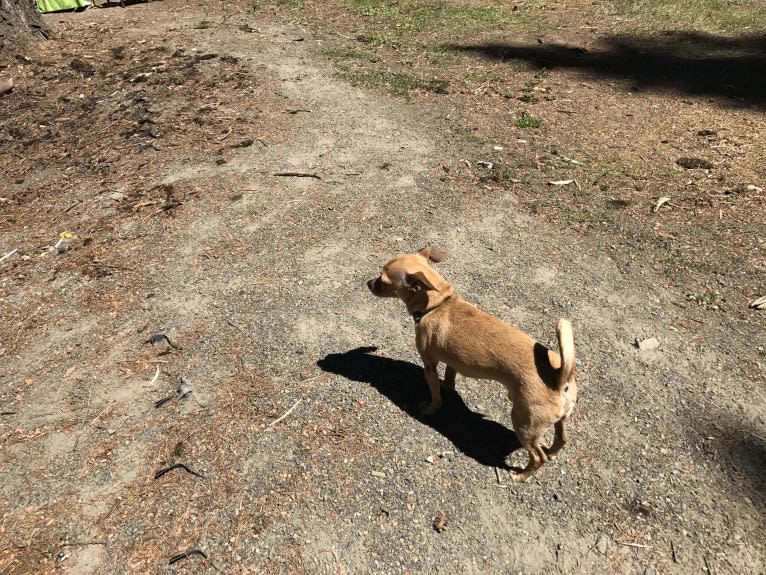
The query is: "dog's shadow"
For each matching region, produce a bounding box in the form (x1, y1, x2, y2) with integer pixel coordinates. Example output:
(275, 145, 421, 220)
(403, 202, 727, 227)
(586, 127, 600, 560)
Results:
(317, 346, 521, 470)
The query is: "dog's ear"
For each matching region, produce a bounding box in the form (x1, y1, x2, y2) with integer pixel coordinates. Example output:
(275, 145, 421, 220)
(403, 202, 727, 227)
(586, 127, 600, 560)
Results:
(404, 270, 438, 292)
(417, 247, 447, 263)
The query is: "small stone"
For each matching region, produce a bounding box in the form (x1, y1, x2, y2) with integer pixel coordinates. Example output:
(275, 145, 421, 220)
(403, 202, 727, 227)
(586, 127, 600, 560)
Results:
(425, 455, 436, 464)
(596, 534, 608, 555)
(0, 77, 13, 95)
(644, 568, 656, 575)
(370, 470, 385, 478)
(636, 337, 660, 351)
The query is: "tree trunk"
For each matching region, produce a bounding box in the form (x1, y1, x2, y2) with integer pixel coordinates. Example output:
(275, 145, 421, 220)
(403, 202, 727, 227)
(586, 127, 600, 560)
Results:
(0, 0, 51, 64)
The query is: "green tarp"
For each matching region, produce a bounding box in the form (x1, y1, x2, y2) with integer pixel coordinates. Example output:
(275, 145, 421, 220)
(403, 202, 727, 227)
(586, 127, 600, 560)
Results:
(36, 0, 86, 13)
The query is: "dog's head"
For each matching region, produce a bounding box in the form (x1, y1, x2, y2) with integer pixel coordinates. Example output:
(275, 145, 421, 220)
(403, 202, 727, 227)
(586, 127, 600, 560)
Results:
(367, 247, 448, 310)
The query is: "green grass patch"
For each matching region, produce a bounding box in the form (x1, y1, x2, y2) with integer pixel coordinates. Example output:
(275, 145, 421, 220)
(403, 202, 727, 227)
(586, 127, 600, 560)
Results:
(660, 250, 713, 273)
(686, 289, 724, 310)
(192, 21, 211, 29)
(611, 0, 766, 32)
(341, 70, 425, 95)
(261, 0, 304, 10)
(322, 46, 378, 62)
(345, 0, 399, 18)
(515, 111, 542, 128)
(560, 206, 613, 227)
(344, 2, 541, 48)
(427, 44, 464, 65)
(449, 123, 485, 144)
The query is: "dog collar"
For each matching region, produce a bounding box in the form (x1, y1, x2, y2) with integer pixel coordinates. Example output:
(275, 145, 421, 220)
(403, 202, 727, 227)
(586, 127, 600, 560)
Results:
(412, 307, 435, 323)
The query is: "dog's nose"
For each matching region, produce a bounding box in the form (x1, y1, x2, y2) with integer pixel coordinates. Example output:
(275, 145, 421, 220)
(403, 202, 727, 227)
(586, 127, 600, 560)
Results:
(367, 279, 375, 292)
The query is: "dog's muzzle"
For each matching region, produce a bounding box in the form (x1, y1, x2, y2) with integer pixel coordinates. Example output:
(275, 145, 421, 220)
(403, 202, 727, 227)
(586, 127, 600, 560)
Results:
(367, 278, 378, 294)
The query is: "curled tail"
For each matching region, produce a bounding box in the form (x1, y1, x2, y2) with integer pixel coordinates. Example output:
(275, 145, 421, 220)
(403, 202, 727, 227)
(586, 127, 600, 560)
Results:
(556, 319, 576, 389)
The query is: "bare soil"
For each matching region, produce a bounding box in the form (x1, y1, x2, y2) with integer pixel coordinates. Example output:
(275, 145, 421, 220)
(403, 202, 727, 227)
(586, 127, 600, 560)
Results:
(1, 1, 764, 574)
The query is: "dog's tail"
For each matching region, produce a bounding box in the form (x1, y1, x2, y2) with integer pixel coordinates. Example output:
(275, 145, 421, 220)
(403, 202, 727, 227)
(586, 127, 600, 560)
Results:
(556, 319, 576, 389)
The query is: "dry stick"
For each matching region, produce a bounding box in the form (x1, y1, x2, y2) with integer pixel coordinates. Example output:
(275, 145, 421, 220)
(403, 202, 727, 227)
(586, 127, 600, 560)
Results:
(148, 365, 160, 387)
(89, 403, 115, 427)
(0, 248, 18, 263)
(267, 399, 302, 429)
(618, 542, 652, 549)
(61, 540, 107, 547)
(704, 554, 714, 575)
(273, 172, 321, 179)
(71, 382, 97, 453)
(168, 548, 208, 565)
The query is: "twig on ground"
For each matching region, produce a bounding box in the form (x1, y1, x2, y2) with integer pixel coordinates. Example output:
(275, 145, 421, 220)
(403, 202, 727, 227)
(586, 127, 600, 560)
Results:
(267, 398, 302, 429)
(168, 548, 208, 565)
(61, 540, 107, 547)
(148, 365, 160, 386)
(62, 199, 83, 215)
(89, 403, 115, 427)
(145, 333, 181, 349)
(0, 248, 18, 263)
(618, 541, 652, 549)
(154, 462, 205, 479)
(154, 396, 173, 408)
(273, 171, 321, 179)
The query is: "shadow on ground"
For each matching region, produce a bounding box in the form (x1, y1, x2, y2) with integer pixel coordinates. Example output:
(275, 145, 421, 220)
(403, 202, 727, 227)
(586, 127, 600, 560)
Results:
(450, 32, 766, 107)
(708, 416, 766, 508)
(318, 346, 520, 469)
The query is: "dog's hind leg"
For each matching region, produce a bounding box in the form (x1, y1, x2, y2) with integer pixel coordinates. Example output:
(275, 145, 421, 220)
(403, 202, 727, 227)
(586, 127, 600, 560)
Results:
(443, 365, 456, 390)
(544, 418, 568, 460)
(510, 407, 549, 482)
(511, 442, 548, 482)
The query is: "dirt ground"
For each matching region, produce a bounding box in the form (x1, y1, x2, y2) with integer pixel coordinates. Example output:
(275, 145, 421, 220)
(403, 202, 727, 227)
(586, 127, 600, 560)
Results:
(0, 0, 764, 573)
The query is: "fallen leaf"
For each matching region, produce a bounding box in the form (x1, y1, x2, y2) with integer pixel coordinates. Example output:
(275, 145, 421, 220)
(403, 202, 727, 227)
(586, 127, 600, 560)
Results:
(653, 196, 671, 213)
(432, 511, 448, 533)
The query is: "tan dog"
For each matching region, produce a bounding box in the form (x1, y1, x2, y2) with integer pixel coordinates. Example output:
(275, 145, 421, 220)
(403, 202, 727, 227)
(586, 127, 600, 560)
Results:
(367, 247, 577, 482)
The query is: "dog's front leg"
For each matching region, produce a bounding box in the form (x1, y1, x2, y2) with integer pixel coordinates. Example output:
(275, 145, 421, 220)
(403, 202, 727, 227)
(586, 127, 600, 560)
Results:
(421, 361, 443, 415)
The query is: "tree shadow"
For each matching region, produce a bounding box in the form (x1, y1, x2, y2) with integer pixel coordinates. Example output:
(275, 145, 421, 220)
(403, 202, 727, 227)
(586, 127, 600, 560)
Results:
(449, 31, 766, 107)
(702, 416, 766, 509)
(92, 0, 150, 8)
(729, 432, 766, 508)
(317, 346, 520, 469)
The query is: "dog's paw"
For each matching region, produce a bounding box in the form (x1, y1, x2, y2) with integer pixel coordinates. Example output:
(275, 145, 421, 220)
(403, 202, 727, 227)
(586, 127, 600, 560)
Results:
(418, 401, 441, 416)
(542, 449, 558, 461)
(510, 471, 530, 483)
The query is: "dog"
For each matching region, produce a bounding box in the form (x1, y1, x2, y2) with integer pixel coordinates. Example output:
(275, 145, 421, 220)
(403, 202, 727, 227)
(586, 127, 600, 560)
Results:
(367, 247, 577, 482)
